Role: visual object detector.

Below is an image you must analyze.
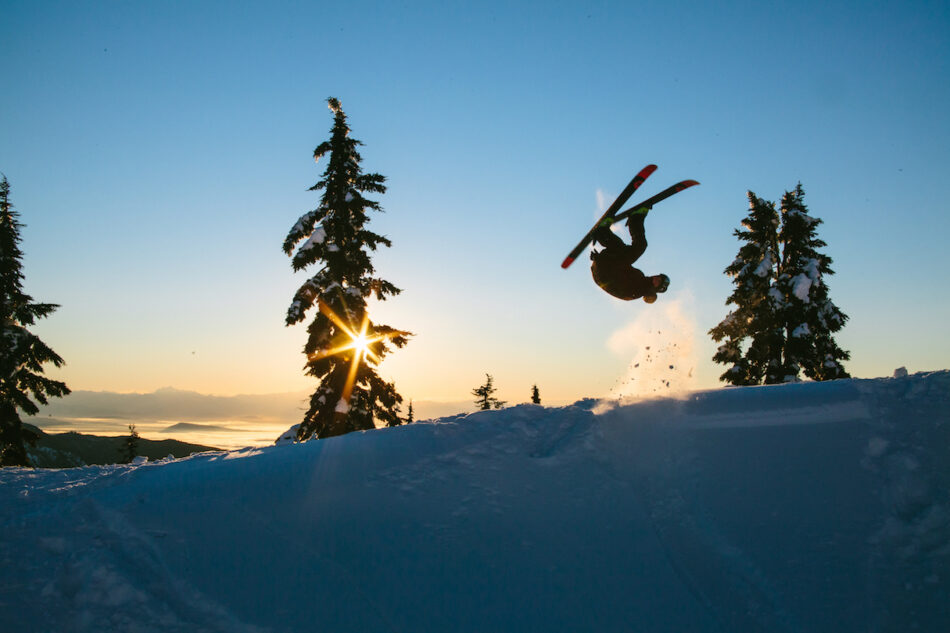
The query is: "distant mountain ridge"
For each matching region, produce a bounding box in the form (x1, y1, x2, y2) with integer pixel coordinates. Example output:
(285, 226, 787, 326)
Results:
(37, 388, 311, 423)
(161, 422, 234, 433)
(24, 424, 220, 468)
(35, 387, 474, 429)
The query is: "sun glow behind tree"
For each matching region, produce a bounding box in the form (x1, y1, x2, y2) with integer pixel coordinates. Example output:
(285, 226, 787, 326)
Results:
(283, 98, 410, 440)
(309, 298, 403, 414)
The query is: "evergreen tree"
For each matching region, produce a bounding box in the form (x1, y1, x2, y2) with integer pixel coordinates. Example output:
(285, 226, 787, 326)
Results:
(406, 400, 414, 424)
(0, 177, 70, 467)
(472, 374, 506, 410)
(709, 192, 782, 385)
(123, 423, 140, 464)
(531, 384, 541, 404)
(283, 99, 409, 441)
(776, 185, 850, 381)
(711, 185, 849, 385)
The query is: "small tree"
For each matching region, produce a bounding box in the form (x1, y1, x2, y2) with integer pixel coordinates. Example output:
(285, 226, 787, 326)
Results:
(0, 177, 70, 467)
(123, 423, 140, 464)
(530, 384, 541, 405)
(472, 374, 506, 410)
(406, 400, 414, 424)
(283, 99, 410, 440)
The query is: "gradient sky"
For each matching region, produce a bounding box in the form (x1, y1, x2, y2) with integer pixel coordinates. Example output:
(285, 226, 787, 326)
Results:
(2, 0, 948, 408)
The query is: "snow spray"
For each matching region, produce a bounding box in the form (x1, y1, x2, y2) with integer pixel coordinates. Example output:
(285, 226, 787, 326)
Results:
(602, 291, 698, 406)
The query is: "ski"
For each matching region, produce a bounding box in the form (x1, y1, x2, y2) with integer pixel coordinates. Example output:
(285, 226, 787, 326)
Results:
(560, 164, 657, 269)
(612, 179, 700, 224)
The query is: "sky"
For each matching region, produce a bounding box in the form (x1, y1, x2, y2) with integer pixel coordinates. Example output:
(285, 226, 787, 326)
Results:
(2, 0, 949, 411)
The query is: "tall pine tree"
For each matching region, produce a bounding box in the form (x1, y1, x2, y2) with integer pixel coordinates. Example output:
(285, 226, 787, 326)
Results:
(776, 185, 850, 381)
(283, 99, 409, 440)
(711, 185, 849, 385)
(709, 192, 782, 385)
(0, 177, 70, 466)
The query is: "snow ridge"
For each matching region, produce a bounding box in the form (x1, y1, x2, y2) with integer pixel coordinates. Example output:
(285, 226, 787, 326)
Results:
(1, 372, 948, 632)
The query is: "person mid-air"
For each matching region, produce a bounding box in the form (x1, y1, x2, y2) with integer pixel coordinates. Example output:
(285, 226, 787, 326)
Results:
(560, 165, 697, 304)
(590, 209, 669, 303)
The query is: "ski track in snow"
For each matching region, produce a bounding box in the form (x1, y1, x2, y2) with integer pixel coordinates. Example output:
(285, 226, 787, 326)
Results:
(1, 372, 948, 632)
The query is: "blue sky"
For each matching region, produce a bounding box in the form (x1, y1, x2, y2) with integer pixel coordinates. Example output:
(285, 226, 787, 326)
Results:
(2, 0, 948, 406)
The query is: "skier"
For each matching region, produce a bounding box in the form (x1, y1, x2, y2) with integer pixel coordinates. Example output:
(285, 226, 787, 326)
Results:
(590, 210, 670, 303)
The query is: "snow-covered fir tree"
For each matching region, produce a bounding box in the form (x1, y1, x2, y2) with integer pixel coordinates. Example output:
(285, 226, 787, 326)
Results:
(283, 99, 409, 440)
(472, 374, 506, 410)
(709, 192, 783, 385)
(776, 185, 850, 380)
(711, 185, 849, 385)
(0, 177, 70, 466)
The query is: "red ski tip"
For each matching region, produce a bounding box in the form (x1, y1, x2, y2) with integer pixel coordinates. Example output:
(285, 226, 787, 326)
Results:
(561, 257, 575, 269)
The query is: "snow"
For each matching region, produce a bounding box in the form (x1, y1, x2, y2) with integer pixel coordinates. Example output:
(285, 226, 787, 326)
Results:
(790, 258, 821, 302)
(2, 371, 948, 632)
(275, 425, 299, 446)
(792, 323, 811, 338)
(788, 209, 820, 227)
(295, 225, 326, 257)
(792, 272, 813, 301)
(289, 204, 325, 237)
(753, 251, 774, 278)
(769, 285, 784, 303)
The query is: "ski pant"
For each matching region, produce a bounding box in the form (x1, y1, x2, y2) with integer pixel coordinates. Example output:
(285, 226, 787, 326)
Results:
(592, 213, 647, 265)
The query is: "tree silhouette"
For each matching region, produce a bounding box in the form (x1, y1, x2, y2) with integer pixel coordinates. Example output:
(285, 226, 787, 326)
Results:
(531, 384, 541, 404)
(472, 374, 506, 410)
(283, 99, 409, 440)
(122, 423, 140, 464)
(0, 177, 70, 466)
(711, 185, 849, 384)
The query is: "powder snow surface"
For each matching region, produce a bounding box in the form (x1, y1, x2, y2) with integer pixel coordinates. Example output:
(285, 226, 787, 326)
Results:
(1, 372, 948, 632)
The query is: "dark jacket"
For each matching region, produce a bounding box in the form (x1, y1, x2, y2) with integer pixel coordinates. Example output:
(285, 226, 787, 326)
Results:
(591, 247, 656, 301)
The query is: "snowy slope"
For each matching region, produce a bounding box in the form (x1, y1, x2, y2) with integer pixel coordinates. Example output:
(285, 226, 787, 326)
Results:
(1, 372, 948, 633)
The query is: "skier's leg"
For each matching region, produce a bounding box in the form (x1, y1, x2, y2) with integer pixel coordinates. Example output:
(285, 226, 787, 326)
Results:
(625, 212, 648, 263)
(592, 225, 626, 250)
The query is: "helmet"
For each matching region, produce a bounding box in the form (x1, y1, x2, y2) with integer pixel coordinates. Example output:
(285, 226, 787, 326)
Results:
(643, 294, 657, 304)
(655, 274, 670, 293)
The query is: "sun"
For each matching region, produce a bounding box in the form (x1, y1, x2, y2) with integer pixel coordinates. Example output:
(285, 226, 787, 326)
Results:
(310, 298, 388, 365)
(307, 298, 408, 415)
(351, 329, 371, 359)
